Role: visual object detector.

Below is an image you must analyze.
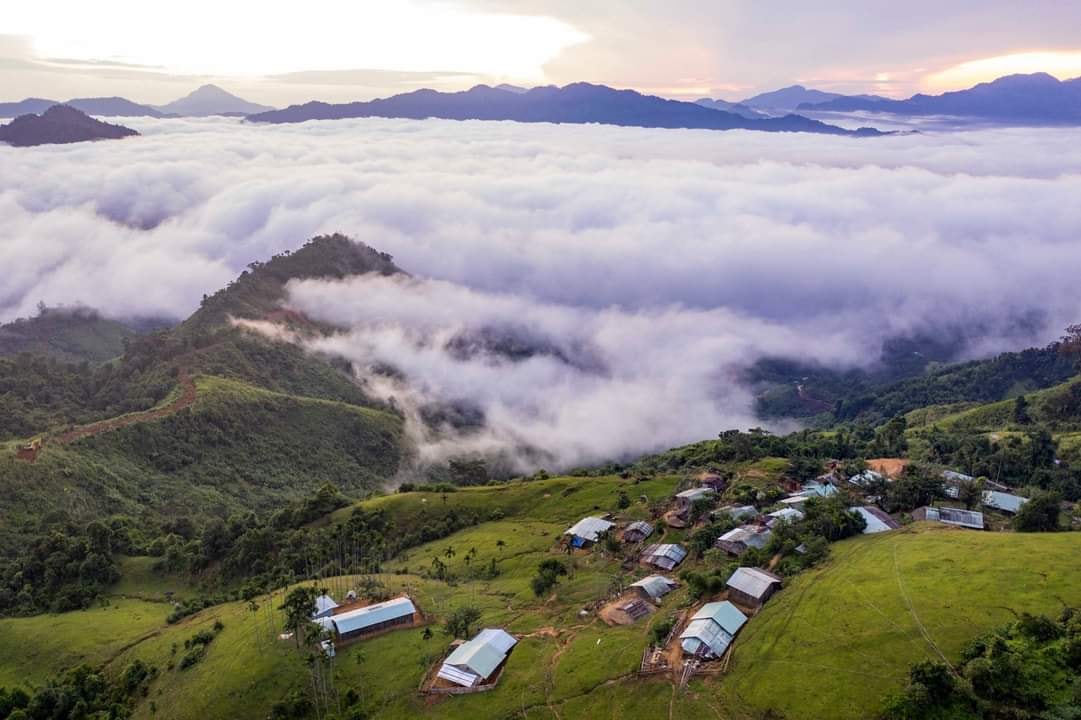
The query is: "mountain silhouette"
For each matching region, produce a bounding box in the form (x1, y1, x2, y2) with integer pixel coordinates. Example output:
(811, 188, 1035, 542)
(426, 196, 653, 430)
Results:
(0, 105, 139, 146)
(0, 96, 162, 118)
(156, 84, 275, 116)
(802, 73, 1081, 123)
(248, 83, 885, 136)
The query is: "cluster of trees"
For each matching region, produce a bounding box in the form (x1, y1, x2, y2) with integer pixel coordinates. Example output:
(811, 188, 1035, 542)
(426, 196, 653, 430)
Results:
(835, 341, 1078, 425)
(0, 659, 156, 720)
(883, 608, 1081, 719)
(921, 426, 1080, 500)
(0, 479, 491, 621)
(638, 427, 868, 474)
(0, 521, 122, 614)
(0, 351, 173, 440)
(148, 483, 481, 593)
(531, 558, 568, 597)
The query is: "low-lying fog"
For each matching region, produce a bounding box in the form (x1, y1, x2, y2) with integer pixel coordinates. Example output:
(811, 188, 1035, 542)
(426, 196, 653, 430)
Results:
(4, 116, 1080, 468)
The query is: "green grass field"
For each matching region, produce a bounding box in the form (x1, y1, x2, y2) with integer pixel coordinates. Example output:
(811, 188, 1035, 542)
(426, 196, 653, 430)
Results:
(718, 522, 1081, 720)
(0, 598, 168, 687)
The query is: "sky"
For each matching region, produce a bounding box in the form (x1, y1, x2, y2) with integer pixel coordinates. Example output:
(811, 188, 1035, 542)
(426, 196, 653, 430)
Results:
(3, 1, 1081, 106)
(4, 117, 1081, 469)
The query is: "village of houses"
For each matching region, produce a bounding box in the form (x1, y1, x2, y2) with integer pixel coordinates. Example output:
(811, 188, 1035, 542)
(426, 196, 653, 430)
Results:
(293, 460, 1034, 697)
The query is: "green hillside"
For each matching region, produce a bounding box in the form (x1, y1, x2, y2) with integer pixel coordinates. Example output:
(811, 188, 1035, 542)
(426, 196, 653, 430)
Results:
(751, 340, 1077, 426)
(0, 375, 404, 551)
(719, 522, 1081, 719)
(904, 376, 1081, 465)
(1, 482, 1078, 720)
(906, 376, 1081, 433)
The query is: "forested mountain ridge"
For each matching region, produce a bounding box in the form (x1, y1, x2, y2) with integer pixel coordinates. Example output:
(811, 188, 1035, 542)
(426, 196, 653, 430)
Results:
(0, 235, 411, 556)
(0, 305, 136, 363)
(751, 334, 1079, 427)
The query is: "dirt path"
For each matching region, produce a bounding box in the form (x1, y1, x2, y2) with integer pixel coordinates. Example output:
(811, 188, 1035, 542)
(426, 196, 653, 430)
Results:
(892, 542, 953, 669)
(53, 367, 197, 445)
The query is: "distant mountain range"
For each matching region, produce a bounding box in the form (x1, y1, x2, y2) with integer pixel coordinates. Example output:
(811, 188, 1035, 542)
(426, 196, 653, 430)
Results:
(0, 96, 163, 118)
(0, 105, 139, 147)
(5, 73, 1078, 129)
(154, 84, 275, 117)
(248, 83, 885, 136)
(0, 85, 274, 118)
(801, 72, 1081, 123)
(743, 85, 846, 112)
(693, 98, 768, 119)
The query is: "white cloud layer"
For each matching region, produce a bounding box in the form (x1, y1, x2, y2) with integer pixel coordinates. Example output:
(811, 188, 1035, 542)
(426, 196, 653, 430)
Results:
(4, 116, 1081, 467)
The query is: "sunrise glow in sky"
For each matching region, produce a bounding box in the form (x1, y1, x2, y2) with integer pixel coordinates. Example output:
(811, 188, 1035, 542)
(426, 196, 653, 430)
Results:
(3, 0, 1081, 104)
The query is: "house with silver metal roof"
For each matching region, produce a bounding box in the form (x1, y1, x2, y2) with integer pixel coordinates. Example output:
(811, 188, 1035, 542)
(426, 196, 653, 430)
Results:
(914, 506, 985, 530)
(854, 506, 900, 534)
(679, 601, 747, 659)
(312, 593, 339, 619)
(437, 628, 517, 688)
(327, 596, 416, 642)
(630, 575, 678, 603)
(640, 543, 687, 571)
(766, 507, 805, 527)
(675, 486, 715, 510)
(621, 520, 654, 544)
(715, 525, 772, 556)
(848, 469, 885, 487)
(798, 480, 839, 498)
(726, 567, 782, 607)
(982, 490, 1028, 514)
(564, 516, 615, 548)
(714, 505, 758, 522)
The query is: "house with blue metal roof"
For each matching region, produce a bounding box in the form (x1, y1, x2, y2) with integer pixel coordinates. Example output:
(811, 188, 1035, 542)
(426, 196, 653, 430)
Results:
(437, 628, 517, 688)
(327, 596, 417, 642)
(680, 601, 747, 659)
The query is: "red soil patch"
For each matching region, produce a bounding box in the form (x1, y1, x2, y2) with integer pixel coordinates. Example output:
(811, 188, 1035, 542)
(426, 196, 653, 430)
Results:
(866, 458, 908, 478)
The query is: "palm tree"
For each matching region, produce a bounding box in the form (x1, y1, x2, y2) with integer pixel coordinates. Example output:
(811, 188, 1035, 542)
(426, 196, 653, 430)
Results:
(443, 546, 456, 560)
(496, 539, 506, 552)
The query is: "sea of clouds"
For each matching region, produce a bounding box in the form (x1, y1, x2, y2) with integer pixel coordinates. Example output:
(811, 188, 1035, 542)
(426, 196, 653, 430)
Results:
(3, 116, 1081, 468)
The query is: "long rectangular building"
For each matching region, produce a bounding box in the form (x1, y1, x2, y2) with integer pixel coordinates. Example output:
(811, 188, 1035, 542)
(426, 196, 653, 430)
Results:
(328, 596, 417, 642)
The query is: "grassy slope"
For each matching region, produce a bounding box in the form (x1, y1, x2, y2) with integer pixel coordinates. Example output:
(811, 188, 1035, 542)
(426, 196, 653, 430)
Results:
(906, 376, 1081, 432)
(719, 522, 1081, 720)
(108, 474, 701, 720)
(0, 375, 403, 551)
(0, 598, 168, 687)
(905, 375, 1081, 463)
(3, 475, 1079, 719)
